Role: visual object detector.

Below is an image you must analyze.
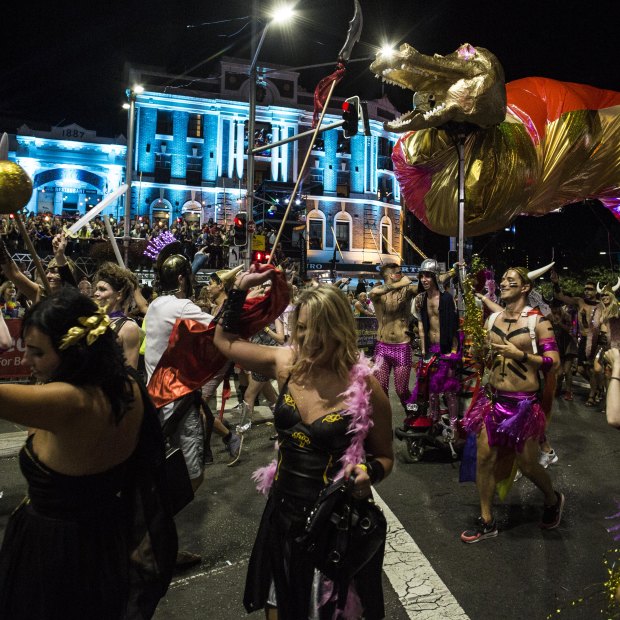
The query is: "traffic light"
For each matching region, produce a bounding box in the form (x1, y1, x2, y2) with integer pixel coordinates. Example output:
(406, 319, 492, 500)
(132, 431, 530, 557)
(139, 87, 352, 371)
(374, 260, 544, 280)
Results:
(341, 96, 360, 138)
(252, 250, 270, 264)
(233, 212, 248, 246)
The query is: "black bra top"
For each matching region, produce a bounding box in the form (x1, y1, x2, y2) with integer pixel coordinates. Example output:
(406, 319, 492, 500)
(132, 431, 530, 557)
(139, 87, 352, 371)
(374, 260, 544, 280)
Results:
(271, 377, 351, 501)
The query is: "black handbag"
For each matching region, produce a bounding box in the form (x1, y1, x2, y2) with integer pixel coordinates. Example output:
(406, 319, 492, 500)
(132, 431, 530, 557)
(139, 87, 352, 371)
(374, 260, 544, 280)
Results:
(164, 447, 194, 515)
(296, 477, 387, 582)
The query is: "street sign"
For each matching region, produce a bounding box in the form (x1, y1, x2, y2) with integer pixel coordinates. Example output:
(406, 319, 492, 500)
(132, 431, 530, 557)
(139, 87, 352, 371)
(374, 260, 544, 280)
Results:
(252, 234, 266, 251)
(247, 220, 256, 233)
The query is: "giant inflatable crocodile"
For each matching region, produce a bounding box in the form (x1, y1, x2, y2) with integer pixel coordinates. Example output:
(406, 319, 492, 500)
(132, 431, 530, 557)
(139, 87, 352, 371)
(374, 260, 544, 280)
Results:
(370, 43, 620, 236)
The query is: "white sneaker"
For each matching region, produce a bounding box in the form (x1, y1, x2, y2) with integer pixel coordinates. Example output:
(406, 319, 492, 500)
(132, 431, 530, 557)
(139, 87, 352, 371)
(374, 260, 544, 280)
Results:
(538, 449, 559, 468)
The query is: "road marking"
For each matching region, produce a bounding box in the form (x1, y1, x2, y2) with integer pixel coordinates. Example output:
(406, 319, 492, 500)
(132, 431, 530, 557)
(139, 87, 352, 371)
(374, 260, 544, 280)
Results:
(373, 490, 470, 619)
(170, 558, 248, 588)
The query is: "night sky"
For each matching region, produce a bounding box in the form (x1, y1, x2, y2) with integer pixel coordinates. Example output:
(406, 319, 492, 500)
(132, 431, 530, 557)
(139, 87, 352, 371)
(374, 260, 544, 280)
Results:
(2, 0, 619, 269)
(3, 0, 618, 135)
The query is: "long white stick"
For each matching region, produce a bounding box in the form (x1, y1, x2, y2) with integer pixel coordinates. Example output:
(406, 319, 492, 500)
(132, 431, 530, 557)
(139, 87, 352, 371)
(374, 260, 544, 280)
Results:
(268, 79, 338, 265)
(64, 184, 128, 237)
(103, 215, 125, 268)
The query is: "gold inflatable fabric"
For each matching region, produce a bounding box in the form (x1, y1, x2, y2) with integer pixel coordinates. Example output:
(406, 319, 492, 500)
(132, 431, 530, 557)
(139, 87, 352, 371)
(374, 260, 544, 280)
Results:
(0, 161, 33, 214)
(372, 44, 620, 236)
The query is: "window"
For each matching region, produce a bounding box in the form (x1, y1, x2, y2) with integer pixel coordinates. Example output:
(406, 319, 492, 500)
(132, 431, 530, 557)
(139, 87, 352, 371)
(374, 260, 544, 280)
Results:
(380, 216, 393, 254)
(309, 219, 324, 250)
(156, 111, 173, 135)
(307, 208, 326, 250)
(335, 220, 350, 251)
(188, 114, 203, 138)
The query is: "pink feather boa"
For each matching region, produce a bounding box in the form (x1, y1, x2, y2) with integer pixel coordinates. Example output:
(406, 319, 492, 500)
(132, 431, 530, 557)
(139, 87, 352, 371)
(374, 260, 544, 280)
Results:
(251, 353, 375, 494)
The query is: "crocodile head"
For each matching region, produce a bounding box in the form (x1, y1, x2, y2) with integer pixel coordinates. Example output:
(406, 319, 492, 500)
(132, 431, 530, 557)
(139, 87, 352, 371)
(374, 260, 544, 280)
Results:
(370, 43, 507, 132)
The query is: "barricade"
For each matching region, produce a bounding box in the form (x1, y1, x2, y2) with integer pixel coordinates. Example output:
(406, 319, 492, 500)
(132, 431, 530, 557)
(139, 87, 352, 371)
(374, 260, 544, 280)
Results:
(0, 319, 29, 380)
(356, 316, 377, 357)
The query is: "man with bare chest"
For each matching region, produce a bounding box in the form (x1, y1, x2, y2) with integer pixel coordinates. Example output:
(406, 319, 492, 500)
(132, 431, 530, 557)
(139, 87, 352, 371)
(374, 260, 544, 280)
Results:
(407, 259, 460, 431)
(461, 266, 564, 543)
(550, 270, 599, 387)
(369, 263, 416, 411)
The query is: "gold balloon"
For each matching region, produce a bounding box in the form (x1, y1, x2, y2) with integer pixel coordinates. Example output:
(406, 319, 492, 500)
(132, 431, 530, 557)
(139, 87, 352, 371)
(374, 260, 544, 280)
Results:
(0, 161, 33, 214)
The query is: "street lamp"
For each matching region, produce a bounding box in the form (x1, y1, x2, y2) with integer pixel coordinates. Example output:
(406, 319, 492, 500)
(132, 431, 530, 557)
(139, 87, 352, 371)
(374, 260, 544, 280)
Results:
(245, 2, 294, 267)
(123, 84, 143, 264)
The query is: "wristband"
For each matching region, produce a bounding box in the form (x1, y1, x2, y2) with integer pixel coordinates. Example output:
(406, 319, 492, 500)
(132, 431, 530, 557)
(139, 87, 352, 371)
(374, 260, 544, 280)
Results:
(541, 355, 554, 372)
(220, 288, 247, 333)
(366, 460, 385, 485)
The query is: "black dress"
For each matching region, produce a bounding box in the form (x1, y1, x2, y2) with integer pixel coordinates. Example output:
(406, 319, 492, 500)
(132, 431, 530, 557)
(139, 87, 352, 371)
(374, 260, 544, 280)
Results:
(0, 378, 177, 620)
(244, 378, 385, 619)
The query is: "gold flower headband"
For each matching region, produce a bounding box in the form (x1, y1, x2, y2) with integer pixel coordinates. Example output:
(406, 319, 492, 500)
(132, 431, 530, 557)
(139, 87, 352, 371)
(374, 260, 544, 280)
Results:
(58, 306, 111, 351)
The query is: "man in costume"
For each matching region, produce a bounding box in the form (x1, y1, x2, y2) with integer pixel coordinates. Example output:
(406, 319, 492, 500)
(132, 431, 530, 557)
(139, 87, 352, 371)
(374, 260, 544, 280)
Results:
(461, 265, 564, 542)
(144, 241, 241, 568)
(408, 258, 460, 435)
(201, 266, 245, 466)
(550, 270, 601, 404)
(369, 262, 416, 412)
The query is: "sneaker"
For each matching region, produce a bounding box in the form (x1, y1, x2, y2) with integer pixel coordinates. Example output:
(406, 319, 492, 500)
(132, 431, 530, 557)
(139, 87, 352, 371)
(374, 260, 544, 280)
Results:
(460, 517, 498, 543)
(540, 491, 565, 529)
(562, 391, 573, 401)
(514, 469, 523, 482)
(538, 449, 559, 468)
(225, 432, 243, 466)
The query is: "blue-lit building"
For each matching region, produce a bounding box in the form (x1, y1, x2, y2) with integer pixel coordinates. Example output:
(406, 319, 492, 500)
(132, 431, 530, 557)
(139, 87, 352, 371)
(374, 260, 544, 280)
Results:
(4, 57, 406, 276)
(5, 124, 126, 218)
(127, 58, 404, 276)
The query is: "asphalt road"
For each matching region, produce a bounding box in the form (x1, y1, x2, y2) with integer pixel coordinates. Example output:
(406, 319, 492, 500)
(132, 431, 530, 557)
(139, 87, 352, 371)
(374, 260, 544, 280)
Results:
(0, 383, 618, 620)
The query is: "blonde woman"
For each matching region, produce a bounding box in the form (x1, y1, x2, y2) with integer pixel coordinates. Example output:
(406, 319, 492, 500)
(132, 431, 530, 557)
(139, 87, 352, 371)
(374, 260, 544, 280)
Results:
(214, 271, 393, 620)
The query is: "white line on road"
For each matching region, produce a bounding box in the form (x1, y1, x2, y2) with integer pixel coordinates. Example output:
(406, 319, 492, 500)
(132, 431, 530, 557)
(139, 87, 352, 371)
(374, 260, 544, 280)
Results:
(373, 489, 470, 620)
(170, 558, 249, 588)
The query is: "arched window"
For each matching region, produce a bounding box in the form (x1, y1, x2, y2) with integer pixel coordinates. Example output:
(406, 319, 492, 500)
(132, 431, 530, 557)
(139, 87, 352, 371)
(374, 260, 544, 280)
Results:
(334, 209, 352, 252)
(307, 207, 325, 250)
(380, 215, 393, 254)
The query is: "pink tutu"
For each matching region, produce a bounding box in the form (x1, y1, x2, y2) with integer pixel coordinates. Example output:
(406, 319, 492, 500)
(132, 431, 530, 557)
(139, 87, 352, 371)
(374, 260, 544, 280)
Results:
(409, 344, 460, 402)
(463, 389, 546, 453)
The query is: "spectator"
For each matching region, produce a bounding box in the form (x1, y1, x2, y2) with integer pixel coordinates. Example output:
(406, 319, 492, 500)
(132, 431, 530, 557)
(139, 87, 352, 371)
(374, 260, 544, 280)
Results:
(0, 288, 176, 618)
(604, 348, 620, 428)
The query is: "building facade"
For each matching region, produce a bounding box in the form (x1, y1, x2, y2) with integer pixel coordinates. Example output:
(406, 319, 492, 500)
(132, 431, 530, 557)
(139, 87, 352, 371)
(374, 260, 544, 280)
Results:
(5, 124, 126, 219)
(4, 58, 407, 277)
(126, 59, 404, 277)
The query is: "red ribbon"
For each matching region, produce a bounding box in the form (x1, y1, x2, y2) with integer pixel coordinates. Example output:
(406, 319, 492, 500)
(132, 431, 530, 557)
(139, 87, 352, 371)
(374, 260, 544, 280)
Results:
(312, 61, 346, 128)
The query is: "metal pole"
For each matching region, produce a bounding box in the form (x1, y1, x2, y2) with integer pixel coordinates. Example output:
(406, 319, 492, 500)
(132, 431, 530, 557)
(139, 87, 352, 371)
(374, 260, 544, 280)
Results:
(253, 120, 345, 155)
(245, 1, 262, 269)
(268, 79, 339, 265)
(123, 92, 136, 266)
(456, 136, 466, 313)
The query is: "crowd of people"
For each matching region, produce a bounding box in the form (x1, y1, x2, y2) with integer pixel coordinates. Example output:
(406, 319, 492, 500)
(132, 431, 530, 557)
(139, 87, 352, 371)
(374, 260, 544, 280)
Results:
(0, 212, 281, 272)
(0, 221, 619, 617)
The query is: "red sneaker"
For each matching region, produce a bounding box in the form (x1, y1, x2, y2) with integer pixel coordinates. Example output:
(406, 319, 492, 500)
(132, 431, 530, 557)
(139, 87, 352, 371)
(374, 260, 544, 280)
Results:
(563, 391, 573, 401)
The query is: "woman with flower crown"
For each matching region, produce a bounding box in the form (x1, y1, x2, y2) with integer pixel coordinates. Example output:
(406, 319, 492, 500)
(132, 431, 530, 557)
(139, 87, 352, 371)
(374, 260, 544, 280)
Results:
(0, 288, 176, 619)
(214, 266, 394, 620)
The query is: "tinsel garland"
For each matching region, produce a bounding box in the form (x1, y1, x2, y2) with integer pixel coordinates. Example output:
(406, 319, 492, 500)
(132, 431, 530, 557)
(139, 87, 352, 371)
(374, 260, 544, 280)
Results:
(546, 502, 620, 618)
(461, 255, 488, 361)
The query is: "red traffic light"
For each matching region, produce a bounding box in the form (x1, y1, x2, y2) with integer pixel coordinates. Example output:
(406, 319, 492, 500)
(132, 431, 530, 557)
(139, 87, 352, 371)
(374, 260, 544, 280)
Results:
(233, 212, 248, 246)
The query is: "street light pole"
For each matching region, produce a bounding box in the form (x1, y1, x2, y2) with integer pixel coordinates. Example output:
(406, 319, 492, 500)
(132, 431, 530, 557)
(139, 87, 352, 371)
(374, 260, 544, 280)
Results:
(123, 88, 137, 266)
(244, 3, 294, 268)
